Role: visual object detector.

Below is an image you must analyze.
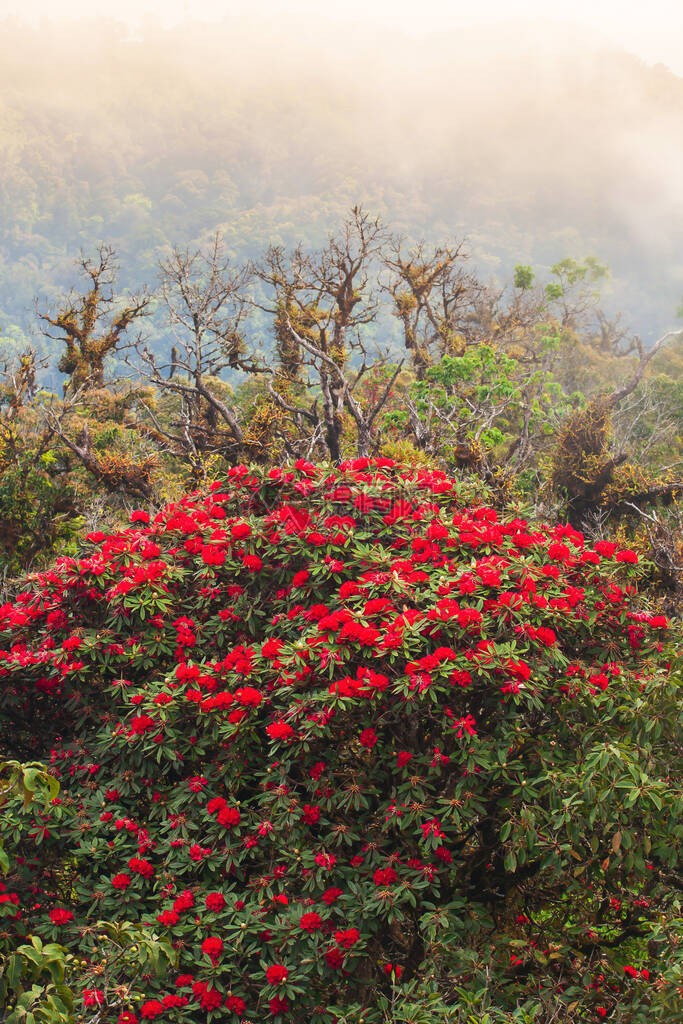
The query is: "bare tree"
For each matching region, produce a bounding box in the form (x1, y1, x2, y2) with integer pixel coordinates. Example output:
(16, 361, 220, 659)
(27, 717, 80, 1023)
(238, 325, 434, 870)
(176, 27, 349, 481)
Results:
(0, 348, 40, 421)
(35, 249, 157, 499)
(382, 239, 485, 379)
(604, 329, 682, 408)
(136, 233, 261, 473)
(39, 246, 150, 396)
(257, 207, 401, 462)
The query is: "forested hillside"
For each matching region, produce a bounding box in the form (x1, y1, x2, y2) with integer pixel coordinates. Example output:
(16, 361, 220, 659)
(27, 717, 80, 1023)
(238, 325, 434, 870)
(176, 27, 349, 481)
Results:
(1, 16, 682, 371)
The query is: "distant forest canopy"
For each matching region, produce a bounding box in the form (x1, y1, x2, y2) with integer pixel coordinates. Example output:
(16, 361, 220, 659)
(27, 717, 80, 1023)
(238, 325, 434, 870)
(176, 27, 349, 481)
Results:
(1, 16, 682, 373)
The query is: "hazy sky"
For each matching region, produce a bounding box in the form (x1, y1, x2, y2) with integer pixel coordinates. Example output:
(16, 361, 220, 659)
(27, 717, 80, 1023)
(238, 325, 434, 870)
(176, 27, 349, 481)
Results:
(3, 0, 683, 74)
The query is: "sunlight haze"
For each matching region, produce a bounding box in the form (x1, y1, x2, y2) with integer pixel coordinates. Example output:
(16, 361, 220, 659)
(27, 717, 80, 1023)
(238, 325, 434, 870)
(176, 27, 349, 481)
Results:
(1, 0, 682, 346)
(3, 0, 683, 73)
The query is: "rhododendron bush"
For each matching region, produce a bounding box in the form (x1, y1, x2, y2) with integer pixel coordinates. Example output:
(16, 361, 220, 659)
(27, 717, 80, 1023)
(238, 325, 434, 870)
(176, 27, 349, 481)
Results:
(0, 459, 680, 1023)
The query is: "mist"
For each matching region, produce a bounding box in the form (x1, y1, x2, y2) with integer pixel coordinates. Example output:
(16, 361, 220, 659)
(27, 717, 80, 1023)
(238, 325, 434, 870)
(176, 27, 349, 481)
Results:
(0, 13, 682, 348)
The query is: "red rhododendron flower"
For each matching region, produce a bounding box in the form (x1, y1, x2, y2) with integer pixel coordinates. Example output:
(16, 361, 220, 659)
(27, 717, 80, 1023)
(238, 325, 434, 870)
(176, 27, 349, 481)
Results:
(192, 982, 223, 1011)
(173, 890, 195, 911)
(534, 626, 557, 646)
(111, 873, 131, 890)
(243, 554, 263, 572)
(359, 728, 377, 749)
(128, 714, 155, 735)
(207, 796, 227, 814)
(162, 994, 186, 1010)
(236, 686, 263, 706)
(188, 775, 208, 792)
(225, 994, 247, 1013)
(269, 995, 289, 1015)
(453, 714, 477, 738)
(231, 521, 252, 540)
(217, 806, 241, 827)
(303, 803, 321, 824)
(262, 638, 284, 659)
(299, 911, 323, 931)
(201, 936, 224, 964)
(202, 546, 226, 566)
(267, 720, 295, 740)
(325, 947, 345, 969)
(157, 909, 179, 926)
(334, 928, 360, 948)
(205, 892, 226, 912)
(265, 964, 288, 984)
(128, 856, 154, 878)
(49, 908, 74, 925)
(140, 1000, 164, 1019)
(83, 989, 104, 1007)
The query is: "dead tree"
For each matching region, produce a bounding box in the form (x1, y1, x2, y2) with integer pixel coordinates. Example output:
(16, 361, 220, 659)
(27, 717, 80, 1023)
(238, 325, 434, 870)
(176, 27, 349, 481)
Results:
(39, 246, 150, 396)
(0, 348, 39, 421)
(256, 207, 401, 462)
(33, 250, 157, 500)
(382, 239, 484, 379)
(136, 233, 262, 472)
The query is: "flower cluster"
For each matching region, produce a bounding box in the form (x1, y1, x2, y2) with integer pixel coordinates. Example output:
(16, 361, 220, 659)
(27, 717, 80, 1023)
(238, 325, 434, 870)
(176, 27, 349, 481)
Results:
(0, 459, 677, 1022)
